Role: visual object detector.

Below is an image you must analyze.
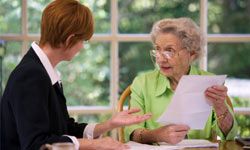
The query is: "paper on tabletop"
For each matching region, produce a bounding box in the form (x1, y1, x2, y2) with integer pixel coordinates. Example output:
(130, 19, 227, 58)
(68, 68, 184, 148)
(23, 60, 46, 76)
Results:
(127, 139, 218, 150)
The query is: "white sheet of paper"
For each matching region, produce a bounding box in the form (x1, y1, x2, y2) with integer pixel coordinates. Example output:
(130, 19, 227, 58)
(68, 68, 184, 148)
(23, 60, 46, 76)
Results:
(127, 140, 218, 150)
(157, 75, 227, 129)
(159, 139, 219, 148)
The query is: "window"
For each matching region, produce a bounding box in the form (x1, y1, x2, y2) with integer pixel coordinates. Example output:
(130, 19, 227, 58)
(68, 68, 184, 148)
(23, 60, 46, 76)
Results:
(1, 0, 250, 138)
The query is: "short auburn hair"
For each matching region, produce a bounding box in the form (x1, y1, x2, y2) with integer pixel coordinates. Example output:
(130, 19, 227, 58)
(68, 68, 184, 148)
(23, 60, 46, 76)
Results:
(39, 0, 94, 48)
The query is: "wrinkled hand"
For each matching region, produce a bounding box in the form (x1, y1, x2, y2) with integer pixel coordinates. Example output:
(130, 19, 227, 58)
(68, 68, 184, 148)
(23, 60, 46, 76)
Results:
(79, 137, 129, 150)
(109, 108, 151, 128)
(205, 85, 228, 108)
(155, 124, 189, 144)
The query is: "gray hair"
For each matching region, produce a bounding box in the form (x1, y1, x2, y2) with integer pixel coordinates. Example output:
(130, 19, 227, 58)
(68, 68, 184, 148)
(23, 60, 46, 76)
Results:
(150, 17, 204, 59)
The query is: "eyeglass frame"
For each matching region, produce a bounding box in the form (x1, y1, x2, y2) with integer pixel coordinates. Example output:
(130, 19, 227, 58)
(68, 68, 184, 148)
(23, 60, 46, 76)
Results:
(150, 48, 187, 60)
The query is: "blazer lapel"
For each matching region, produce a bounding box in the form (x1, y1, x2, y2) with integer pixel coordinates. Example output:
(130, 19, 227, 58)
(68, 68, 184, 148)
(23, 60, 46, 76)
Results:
(54, 82, 64, 96)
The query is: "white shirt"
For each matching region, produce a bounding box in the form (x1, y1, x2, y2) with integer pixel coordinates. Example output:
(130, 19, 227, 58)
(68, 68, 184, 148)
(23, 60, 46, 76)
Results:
(31, 42, 97, 150)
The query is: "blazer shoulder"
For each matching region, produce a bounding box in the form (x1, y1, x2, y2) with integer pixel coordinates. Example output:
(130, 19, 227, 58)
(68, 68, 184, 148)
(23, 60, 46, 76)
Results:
(8, 57, 51, 87)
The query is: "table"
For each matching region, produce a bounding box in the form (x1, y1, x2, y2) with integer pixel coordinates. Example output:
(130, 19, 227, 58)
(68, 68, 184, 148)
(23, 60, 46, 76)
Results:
(218, 141, 242, 150)
(173, 141, 242, 150)
(127, 141, 243, 150)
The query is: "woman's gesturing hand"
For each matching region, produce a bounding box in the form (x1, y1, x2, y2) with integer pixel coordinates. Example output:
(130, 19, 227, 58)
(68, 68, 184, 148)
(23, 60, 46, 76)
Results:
(93, 108, 151, 138)
(109, 108, 152, 128)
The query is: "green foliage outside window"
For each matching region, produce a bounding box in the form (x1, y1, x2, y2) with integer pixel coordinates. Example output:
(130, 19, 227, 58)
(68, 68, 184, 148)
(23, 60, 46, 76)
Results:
(0, 0, 21, 34)
(58, 42, 110, 106)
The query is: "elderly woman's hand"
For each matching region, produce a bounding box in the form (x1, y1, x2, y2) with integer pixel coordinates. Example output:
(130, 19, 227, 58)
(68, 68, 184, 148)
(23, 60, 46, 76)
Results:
(153, 124, 190, 144)
(205, 85, 234, 135)
(205, 85, 228, 109)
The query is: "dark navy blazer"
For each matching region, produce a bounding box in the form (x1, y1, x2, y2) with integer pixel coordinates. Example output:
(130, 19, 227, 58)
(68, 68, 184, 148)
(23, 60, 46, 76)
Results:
(0, 48, 87, 150)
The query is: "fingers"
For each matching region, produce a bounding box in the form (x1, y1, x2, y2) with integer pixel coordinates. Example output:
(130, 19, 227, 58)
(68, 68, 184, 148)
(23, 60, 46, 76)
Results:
(112, 109, 151, 127)
(164, 130, 188, 145)
(165, 124, 190, 132)
(175, 130, 189, 137)
(205, 85, 228, 102)
(128, 114, 152, 124)
(97, 137, 130, 150)
(206, 86, 227, 96)
(125, 108, 141, 114)
(206, 90, 225, 101)
(207, 88, 225, 97)
(120, 144, 130, 150)
(156, 124, 189, 144)
(124, 108, 152, 120)
(212, 85, 228, 92)
(137, 113, 152, 120)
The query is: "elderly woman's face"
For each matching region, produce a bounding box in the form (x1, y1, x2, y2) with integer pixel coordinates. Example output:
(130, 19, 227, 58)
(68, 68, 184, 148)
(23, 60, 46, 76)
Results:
(154, 33, 194, 78)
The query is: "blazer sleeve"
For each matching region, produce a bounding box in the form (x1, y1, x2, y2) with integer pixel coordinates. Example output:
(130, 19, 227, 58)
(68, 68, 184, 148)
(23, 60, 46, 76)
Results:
(67, 114, 87, 138)
(9, 65, 73, 149)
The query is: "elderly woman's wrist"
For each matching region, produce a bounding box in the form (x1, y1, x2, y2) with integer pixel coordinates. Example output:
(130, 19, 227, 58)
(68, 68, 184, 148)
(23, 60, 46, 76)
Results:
(151, 128, 165, 142)
(213, 102, 227, 112)
(132, 128, 159, 144)
(214, 104, 230, 119)
(216, 109, 229, 121)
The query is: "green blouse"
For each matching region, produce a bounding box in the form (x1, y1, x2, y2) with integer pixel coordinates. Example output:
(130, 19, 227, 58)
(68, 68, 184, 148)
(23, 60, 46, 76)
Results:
(125, 66, 238, 142)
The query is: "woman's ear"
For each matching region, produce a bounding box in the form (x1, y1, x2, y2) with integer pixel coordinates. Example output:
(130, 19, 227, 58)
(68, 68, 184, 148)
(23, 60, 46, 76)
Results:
(189, 51, 198, 62)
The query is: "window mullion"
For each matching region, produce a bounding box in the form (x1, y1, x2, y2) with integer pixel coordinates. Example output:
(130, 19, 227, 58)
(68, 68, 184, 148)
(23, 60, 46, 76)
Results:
(199, 0, 208, 71)
(110, 0, 119, 139)
(21, 0, 28, 55)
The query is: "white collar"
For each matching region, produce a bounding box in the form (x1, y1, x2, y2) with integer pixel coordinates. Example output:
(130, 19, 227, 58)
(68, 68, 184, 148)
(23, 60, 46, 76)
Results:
(31, 42, 61, 85)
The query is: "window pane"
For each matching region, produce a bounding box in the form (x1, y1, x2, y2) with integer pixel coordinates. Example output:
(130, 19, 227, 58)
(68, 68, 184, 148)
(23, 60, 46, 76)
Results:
(208, 43, 250, 108)
(208, 0, 250, 33)
(236, 114, 250, 137)
(119, 42, 155, 92)
(28, 0, 50, 34)
(58, 42, 110, 106)
(118, 0, 200, 33)
(1, 41, 22, 94)
(208, 43, 250, 137)
(82, 0, 110, 33)
(0, 0, 21, 34)
(28, 0, 110, 34)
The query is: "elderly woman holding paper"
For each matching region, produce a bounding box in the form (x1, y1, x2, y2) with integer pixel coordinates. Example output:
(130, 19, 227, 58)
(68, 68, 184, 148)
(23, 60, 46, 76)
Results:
(125, 17, 238, 144)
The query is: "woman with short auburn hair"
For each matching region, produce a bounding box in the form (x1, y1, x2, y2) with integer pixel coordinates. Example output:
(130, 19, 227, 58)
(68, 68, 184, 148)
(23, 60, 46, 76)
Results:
(39, 0, 94, 49)
(0, 0, 151, 149)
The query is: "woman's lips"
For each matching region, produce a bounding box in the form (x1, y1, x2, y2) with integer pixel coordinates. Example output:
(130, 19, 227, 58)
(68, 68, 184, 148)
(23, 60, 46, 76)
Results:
(160, 66, 172, 73)
(160, 66, 172, 70)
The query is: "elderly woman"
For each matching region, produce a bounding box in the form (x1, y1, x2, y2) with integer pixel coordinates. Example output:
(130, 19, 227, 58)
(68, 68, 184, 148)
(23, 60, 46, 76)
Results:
(125, 17, 238, 144)
(0, 0, 151, 149)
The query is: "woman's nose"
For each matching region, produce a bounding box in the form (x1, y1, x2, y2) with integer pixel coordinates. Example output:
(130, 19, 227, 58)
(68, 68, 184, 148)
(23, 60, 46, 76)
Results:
(157, 54, 168, 63)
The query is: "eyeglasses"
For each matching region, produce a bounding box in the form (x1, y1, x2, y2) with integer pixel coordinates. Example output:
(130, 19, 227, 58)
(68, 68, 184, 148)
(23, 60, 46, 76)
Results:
(150, 49, 186, 59)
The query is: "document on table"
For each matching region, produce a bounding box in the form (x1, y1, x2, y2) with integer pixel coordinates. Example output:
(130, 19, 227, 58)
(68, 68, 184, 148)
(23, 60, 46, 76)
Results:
(157, 75, 227, 129)
(127, 140, 218, 150)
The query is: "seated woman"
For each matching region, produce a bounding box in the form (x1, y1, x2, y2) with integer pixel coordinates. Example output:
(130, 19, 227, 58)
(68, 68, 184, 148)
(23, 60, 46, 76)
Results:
(125, 17, 238, 144)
